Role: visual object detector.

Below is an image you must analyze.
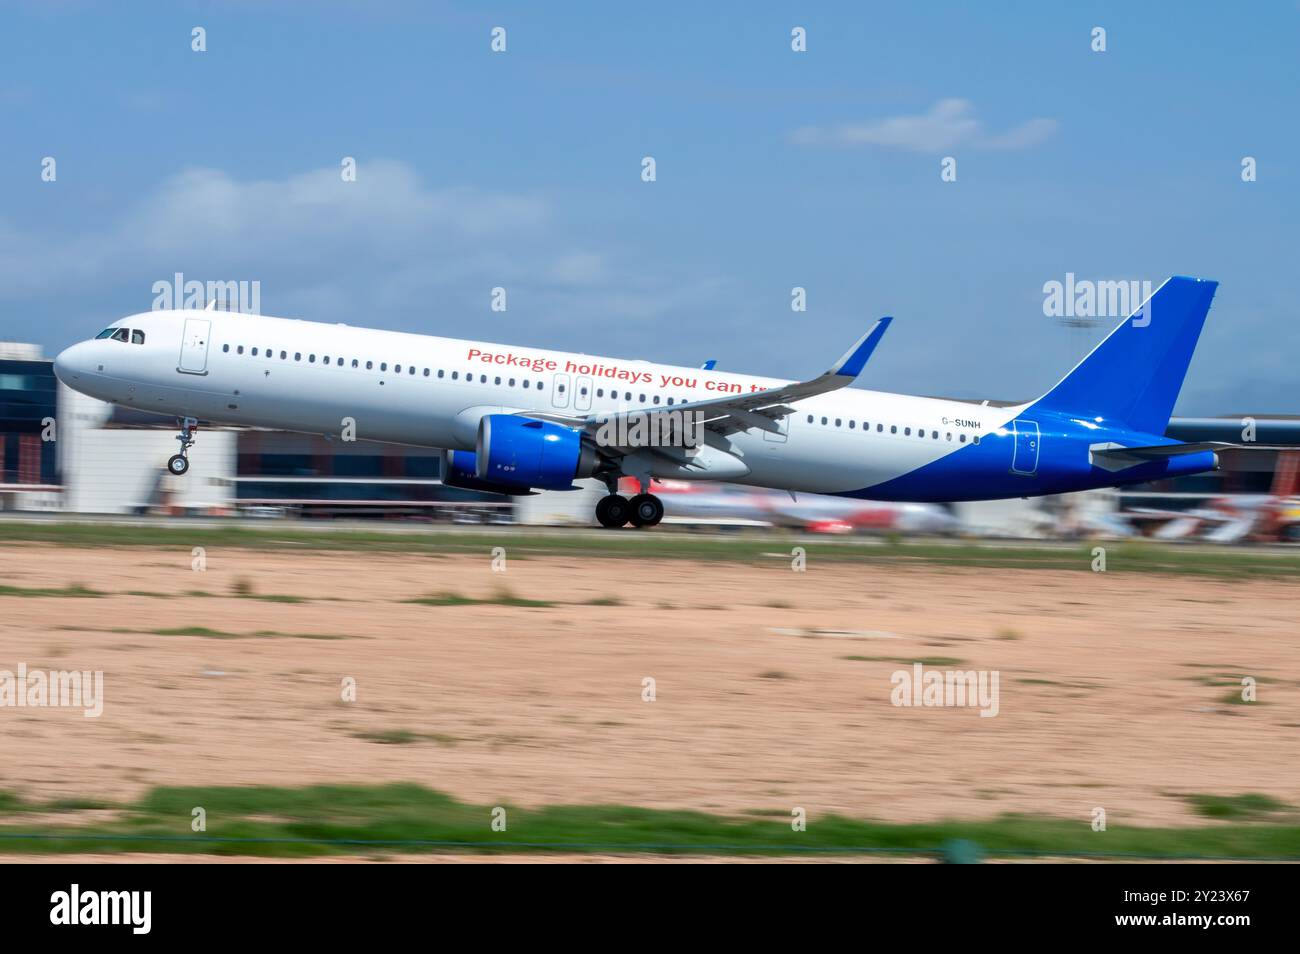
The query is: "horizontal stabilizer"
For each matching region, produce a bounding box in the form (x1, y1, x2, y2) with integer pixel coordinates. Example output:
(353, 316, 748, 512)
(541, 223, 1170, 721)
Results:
(1089, 440, 1285, 472)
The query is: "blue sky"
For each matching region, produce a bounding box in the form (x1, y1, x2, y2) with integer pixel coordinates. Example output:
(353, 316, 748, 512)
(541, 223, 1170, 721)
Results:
(2, 1, 1297, 413)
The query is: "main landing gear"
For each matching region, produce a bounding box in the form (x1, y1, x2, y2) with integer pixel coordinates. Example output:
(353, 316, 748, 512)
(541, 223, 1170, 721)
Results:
(167, 417, 198, 476)
(595, 491, 664, 529)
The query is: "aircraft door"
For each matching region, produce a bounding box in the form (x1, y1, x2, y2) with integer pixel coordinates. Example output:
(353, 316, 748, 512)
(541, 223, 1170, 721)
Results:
(1011, 418, 1040, 475)
(178, 318, 212, 374)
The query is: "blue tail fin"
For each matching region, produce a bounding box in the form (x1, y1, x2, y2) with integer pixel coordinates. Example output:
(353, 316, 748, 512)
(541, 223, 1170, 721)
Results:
(1034, 276, 1218, 434)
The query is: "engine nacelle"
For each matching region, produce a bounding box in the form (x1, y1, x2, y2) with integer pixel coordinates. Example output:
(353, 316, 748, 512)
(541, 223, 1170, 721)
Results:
(476, 415, 597, 491)
(440, 449, 533, 496)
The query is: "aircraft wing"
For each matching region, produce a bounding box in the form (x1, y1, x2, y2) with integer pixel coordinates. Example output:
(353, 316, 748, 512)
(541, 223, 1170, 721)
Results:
(556, 317, 892, 448)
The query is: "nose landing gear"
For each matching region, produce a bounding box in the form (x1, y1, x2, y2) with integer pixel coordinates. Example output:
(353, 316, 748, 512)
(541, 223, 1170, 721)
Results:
(167, 417, 198, 476)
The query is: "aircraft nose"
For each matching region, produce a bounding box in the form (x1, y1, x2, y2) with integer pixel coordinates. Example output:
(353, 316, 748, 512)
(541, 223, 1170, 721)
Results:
(53, 341, 93, 384)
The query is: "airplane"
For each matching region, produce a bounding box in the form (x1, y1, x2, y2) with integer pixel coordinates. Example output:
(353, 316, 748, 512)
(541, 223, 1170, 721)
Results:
(53, 275, 1242, 529)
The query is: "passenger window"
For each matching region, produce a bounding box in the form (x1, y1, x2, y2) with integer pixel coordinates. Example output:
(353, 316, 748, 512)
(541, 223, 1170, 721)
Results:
(437, 370, 444, 378)
(295, 353, 301, 361)
(410, 366, 416, 375)
(973, 436, 981, 445)
(480, 374, 487, 383)
(960, 434, 967, 443)
(848, 420, 855, 429)
(424, 368, 431, 377)
(494, 376, 501, 385)
(807, 415, 813, 423)
(132, 330, 145, 345)
(508, 378, 515, 386)
(904, 427, 911, 435)
(367, 361, 373, 370)
(380, 363, 387, 371)
(251, 347, 258, 356)
(280, 351, 287, 359)
(890, 425, 897, 434)
(821, 416, 828, 425)
(835, 418, 842, 427)
(395, 364, 401, 373)
(222, 343, 230, 352)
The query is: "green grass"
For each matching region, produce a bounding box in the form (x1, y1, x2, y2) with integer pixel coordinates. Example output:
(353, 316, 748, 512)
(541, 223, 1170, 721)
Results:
(0, 582, 104, 598)
(144, 627, 352, 640)
(353, 730, 459, 746)
(0, 783, 1298, 859)
(403, 587, 554, 608)
(403, 591, 480, 606)
(1185, 793, 1291, 821)
(150, 626, 244, 639)
(3, 520, 1300, 578)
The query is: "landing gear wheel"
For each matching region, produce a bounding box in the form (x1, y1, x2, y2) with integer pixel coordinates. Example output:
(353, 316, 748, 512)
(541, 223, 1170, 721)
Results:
(168, 416, 199, 477)
(628, 493, 664, 528)
(595, 494, 631, 528)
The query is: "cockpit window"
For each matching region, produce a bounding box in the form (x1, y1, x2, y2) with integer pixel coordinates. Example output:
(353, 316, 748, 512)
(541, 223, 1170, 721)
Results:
(111, 328, 130, 343)
(131, 329, 145, 344)
(95, 327, 117, 339)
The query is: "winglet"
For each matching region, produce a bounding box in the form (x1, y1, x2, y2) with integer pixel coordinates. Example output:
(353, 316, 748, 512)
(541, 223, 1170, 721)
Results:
(828, 316, 892, 379)
(700, 359, 717, 371)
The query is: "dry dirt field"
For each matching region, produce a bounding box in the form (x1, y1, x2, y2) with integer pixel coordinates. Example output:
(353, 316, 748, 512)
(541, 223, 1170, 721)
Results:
(1, 542, 1297, 832)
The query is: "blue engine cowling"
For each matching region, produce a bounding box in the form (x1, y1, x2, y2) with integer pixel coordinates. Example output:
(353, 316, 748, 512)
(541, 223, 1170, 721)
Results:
(476, 415, 596, 491)
(440, 449, 534, 496)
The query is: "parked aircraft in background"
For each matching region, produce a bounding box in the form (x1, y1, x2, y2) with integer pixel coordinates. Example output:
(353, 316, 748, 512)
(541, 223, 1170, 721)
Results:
(626, 479, 958, 533)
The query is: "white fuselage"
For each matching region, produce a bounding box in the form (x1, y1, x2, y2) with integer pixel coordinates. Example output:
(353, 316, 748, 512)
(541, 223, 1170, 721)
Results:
(53, 309, 1027, 498)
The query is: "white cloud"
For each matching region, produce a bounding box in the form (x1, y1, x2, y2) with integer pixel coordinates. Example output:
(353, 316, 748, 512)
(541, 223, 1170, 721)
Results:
(792, 99, 1058, 153)
(0, 160, 729, 342)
